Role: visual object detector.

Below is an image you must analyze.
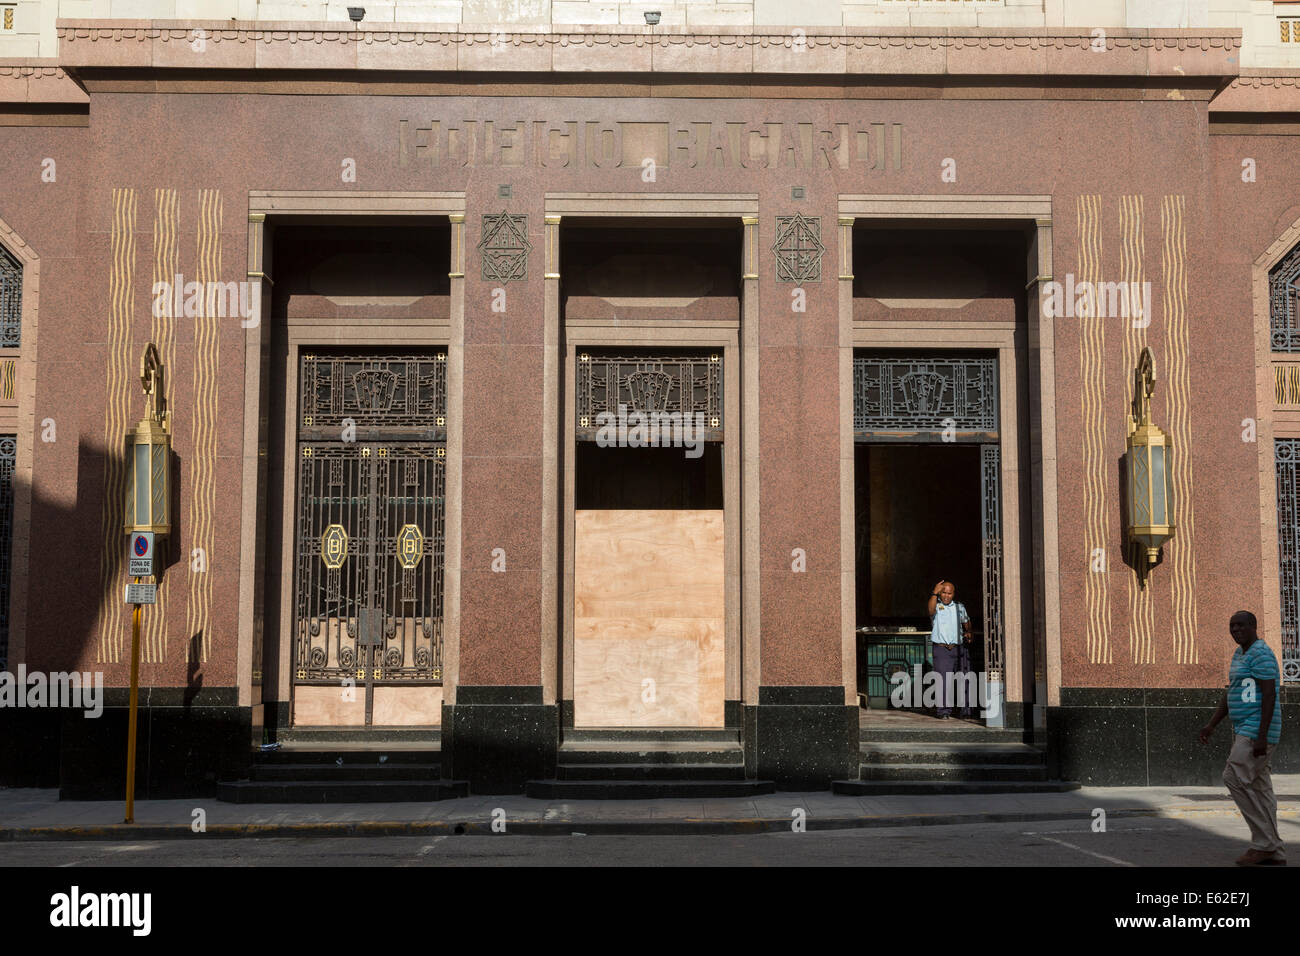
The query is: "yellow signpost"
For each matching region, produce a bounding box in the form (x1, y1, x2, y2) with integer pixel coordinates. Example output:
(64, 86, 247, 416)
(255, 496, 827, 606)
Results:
(122, 344, 171, 824)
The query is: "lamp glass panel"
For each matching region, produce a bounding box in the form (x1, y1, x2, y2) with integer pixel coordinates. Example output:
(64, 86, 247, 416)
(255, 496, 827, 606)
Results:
(1163, 445, 1175, 522)
(134, 441, 149, 527)
(152, 443, 167, 524)
(1151, 445, 1166, 524)
(1129, 449, 1151, 526)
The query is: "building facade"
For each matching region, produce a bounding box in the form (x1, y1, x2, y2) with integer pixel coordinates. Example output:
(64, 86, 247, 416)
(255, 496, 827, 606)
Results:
(2, 6, 1300, 797)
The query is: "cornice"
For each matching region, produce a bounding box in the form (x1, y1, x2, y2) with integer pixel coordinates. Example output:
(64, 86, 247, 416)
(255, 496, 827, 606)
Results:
(1210, 71, 1300, 113)
(0, 61, 88, 104)
(46, 21, 1241, 78)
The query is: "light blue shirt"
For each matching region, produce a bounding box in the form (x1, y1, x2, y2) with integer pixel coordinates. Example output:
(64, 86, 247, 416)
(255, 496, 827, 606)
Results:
(930, 600, 969, 645)
(1227, 639, 1282, 744)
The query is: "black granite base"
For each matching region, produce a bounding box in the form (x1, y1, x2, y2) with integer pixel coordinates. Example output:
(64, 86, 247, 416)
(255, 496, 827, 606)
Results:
(2, 687, 253, 797)
(0, 708, 61, 787)
(443, 686, 558, 794)
(59, 699, 253, 800)
(1048, 687, 1300, 786)
(749, 686, 858, 790)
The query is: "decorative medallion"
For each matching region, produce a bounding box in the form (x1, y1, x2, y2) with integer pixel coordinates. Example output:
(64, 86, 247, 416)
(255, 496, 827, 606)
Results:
(625, 370, 674, 412)
(478, 211, 531, 283)
(321, 523, 348, 569)
(772, 213, 824, 284)
(352, 368, 399, 413)
(397, 523, 424, 570)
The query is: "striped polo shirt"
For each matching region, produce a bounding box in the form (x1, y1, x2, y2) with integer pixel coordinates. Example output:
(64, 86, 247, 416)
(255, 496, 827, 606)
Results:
(1228, 638, 1282, 745)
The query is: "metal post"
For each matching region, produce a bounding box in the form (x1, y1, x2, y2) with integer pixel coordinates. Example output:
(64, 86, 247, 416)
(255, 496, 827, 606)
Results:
(124, 577, 142, 824)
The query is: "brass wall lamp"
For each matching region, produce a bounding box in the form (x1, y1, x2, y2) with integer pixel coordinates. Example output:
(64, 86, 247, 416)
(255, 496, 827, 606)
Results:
(1125, 346, 1176, 578)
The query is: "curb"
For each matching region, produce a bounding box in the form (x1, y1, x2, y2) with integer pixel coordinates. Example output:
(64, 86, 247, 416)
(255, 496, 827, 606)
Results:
(2, 805, 1292, 841)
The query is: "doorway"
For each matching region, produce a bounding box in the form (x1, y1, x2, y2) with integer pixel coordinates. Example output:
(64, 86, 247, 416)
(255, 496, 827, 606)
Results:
(571, 350, 726, 728)
(851, 351, 1004, 722)
(289, 351, 446, 726)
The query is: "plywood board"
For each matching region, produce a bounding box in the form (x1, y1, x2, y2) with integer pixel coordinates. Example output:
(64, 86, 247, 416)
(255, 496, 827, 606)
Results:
(575, 509, 725, 727)
(372, 686, 443, 726)
(293, 685, 366, 726)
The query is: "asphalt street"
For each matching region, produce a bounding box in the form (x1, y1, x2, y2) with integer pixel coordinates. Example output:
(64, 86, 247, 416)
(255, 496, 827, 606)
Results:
(6, 813, 1299, 866)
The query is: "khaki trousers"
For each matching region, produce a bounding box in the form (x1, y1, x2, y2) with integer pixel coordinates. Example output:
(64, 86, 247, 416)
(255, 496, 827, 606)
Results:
(1223, 733, 1285, 859)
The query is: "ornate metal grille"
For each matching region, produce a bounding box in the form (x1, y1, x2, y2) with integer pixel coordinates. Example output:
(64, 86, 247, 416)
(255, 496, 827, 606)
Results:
(293, 352, 446, 723)
(1271, 243, 1300, 352)
(0, 436, 12, 671)
(853, 353, 998, 438)
(575, 351, 723, 441)
(980, 443, 1004, 683)
(1273, 439, 1300, 682)
(0, 245, 20, 348)
(299, 353, 446, 439)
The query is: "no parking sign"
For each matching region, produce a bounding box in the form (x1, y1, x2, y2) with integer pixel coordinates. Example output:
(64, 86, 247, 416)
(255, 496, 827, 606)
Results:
(128, 531, 155, 577)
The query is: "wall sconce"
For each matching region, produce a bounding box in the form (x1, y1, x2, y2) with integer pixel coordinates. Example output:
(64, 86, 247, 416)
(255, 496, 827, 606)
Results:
(348, 6, 365, 21)
(124, 343, 171, 535)
(644, 11, 661, 24)
(1125, 346, 1175, 572)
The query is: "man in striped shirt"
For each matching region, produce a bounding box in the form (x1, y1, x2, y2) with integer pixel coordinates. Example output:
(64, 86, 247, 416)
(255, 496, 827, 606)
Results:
(1198, 610, 1285, 866)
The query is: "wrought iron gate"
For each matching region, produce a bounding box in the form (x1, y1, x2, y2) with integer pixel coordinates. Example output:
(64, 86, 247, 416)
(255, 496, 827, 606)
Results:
(292, 353, 446, 724)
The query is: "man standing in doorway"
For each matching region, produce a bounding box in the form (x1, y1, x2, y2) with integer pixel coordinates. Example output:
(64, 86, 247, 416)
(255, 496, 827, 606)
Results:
(1198, 610, 1286, 866)
(928, 580, 973, 720)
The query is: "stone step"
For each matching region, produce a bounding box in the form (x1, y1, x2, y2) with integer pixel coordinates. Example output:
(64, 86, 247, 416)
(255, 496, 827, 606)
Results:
(525, 779, 775, 799)
(859, 742, 1044, 766)
(216, 779, 468, 804)
(563, 728, 740, 743)
(858, 762, 1049, 782)
(556, 762, 746, 781)
(250, 762, 442, 782)
(252, 748, 439, 766)
(859, 727, 1030, 744)
(832, 779, 1080, 796)
(558, 741, 743, 765)
(272, 727, 442, 745)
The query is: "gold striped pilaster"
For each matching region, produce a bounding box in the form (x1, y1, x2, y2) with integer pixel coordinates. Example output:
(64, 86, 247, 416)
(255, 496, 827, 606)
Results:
(1162, 194, 1198, 664)
(145, 188, 179, 663)
(96, 188, 137, 664)
(1120, 195, 1154, 664)
(1078, 194, 1113, 665)
(186, 189, 221, 663)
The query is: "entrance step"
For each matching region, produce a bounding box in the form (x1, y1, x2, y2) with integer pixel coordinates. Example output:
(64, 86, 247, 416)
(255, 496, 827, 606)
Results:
(832, 779, 1081, 796)
(838, 734, 1078, 795)
(859, 726, 1029, 744)
(562, 728, 739, 743)
(218, 744, 466, 803)
(271, 727, 442, 746)
(859, 742, 1045, 766)
(557, 762, 746, 781)
(529, 730, 768, 798)
(858, 762, 1049, 783)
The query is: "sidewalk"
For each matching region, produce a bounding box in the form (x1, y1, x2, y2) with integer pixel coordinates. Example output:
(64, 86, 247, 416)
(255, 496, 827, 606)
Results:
(3, 777, 1299, 840)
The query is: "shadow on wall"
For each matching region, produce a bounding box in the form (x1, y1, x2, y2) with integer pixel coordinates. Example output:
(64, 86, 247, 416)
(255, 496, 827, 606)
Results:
(0, 440, 250, 797)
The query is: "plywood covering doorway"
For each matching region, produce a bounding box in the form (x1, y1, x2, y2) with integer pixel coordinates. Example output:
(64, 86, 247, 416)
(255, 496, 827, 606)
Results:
(574, 510, 725, 727)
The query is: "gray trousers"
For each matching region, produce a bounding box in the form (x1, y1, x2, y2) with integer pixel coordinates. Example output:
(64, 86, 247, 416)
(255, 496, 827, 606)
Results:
(1223, 733, 1285, 858)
